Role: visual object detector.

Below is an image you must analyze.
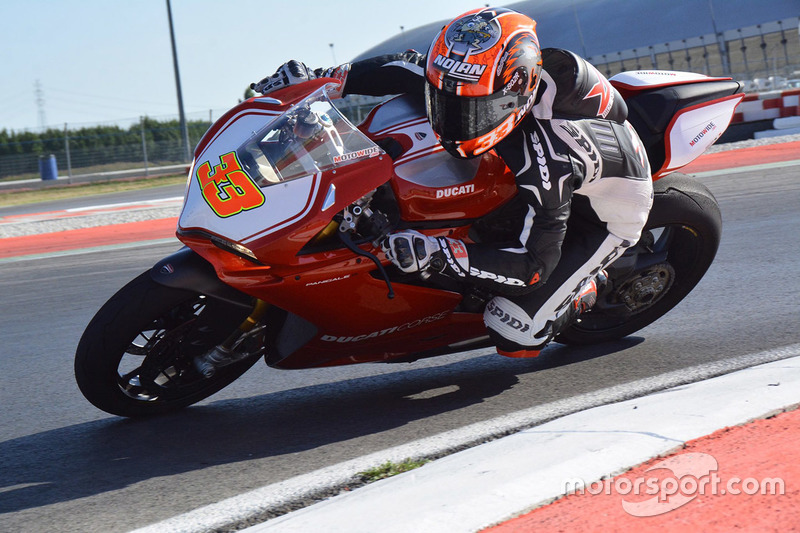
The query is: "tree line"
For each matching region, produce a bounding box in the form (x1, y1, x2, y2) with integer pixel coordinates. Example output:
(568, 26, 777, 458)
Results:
(0, 117, 211, 157)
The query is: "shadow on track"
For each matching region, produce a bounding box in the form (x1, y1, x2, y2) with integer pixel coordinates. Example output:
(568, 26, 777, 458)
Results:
(0, 337, 643, 513)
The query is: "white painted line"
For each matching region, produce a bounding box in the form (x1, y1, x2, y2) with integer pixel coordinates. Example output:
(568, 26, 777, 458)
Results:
(129, 343, 800, 533)
(690, 159, 800, 178)
(65, 196, 184, 213)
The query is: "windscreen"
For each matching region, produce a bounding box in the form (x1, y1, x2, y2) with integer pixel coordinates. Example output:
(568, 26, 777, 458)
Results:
(237, 86, 382, 186)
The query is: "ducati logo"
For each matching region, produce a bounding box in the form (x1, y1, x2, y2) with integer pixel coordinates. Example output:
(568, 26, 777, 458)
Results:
(320, 311, 450, 343)
(436, 183, 475, 199)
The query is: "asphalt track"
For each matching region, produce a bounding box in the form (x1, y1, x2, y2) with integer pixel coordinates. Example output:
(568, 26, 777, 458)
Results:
(0, 144, 799, 532)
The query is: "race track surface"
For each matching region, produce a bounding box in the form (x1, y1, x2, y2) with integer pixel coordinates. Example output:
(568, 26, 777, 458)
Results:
(1, 148, 799, 532)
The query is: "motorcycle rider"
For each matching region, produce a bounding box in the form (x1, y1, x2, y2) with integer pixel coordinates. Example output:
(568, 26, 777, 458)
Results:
(251, 7, 653, 358)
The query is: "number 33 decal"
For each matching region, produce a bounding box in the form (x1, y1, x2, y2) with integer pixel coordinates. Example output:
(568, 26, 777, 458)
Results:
(196, 152, 265, 218)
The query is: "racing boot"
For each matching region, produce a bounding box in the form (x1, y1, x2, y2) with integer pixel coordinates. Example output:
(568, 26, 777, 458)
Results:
(575, 270, 607, 314)
(553, 270, 607, 334)
(489, 271, 607, 359)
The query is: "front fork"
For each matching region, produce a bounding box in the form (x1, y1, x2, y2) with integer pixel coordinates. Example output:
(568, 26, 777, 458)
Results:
(150, 247, 276, 377)
(193, 299, 271, 378)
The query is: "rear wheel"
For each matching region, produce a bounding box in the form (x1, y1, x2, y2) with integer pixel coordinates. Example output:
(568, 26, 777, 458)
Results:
(75, 271, 260, 417)
(557, 173, 721, 345)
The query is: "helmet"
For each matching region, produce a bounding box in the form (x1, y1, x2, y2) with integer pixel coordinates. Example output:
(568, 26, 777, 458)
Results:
(425, 8, 542, 159)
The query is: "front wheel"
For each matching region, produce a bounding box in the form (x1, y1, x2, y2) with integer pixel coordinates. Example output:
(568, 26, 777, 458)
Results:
(74, 271, 259, 417)
(557, 172, 722, 345)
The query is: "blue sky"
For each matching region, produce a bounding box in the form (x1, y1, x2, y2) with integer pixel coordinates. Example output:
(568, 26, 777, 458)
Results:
(1, 0, 482, 132)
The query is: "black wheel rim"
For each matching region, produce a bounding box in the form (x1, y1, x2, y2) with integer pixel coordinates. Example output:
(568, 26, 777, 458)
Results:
(116, 295, 222, 402)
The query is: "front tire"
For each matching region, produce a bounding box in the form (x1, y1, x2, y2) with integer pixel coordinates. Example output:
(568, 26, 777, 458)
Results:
(74, 272, 258, 417)
(557, 172, 722, 345)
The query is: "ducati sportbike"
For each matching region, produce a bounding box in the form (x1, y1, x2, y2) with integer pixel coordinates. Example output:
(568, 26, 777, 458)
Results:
(75, 71, 744, 417)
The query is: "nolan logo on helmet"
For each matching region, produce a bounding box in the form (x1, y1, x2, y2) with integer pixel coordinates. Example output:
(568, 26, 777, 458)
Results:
(432, 55, 487, 82)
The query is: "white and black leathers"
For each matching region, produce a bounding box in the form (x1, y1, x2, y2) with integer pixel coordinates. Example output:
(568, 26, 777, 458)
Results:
(341, 48, 654, 352)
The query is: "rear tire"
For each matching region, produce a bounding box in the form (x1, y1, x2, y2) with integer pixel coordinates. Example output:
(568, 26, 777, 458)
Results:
(74, 271, 258, 417)
(556, 173, 721, 345)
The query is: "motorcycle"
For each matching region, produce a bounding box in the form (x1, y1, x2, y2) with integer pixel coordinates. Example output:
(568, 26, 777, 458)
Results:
(75, 70, 744, 417)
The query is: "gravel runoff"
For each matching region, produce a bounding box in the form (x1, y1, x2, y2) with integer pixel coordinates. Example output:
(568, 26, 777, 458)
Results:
(0, 205, 182, 238)
(2, 132, 798, 240)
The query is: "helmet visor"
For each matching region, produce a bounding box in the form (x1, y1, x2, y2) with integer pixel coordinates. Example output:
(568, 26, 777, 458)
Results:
(425, 82, 529, 142)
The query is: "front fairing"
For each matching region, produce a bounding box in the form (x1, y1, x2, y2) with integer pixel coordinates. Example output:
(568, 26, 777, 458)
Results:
(173, 84, 494, 367)
(177, 82, 391, 267)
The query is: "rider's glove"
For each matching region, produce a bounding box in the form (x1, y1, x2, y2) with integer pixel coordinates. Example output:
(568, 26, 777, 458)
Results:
(250, 60, 316, 95)
(313, 64, 351, 98)
(382, 230, 469, 278)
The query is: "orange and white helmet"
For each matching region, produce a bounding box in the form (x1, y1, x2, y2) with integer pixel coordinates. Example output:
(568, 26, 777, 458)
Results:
(425, 7, 542, 158)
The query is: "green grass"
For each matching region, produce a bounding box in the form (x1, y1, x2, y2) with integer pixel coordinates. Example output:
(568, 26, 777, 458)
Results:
(358, 459, 430, 483)
(0, 174, 187, 207)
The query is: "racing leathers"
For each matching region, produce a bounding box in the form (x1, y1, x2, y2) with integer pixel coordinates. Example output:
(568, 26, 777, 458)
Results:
(337, 48, 654, 355)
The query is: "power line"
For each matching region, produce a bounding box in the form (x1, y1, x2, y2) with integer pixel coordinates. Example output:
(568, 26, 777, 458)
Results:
(45, 93, 163, 114)
(42, 86, 178, 108)
(34, 80, 46, 129)
(41, 84, 234, 112)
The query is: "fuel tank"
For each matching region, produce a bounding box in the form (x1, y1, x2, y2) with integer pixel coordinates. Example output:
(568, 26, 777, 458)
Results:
(360, 95, 517, 222)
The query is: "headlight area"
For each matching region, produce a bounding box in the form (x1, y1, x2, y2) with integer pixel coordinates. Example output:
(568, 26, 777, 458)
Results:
(209, 236, 263, 265)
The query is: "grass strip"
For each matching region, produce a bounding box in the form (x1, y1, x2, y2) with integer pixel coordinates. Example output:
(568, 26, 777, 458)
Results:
(358, 459, 430, 483)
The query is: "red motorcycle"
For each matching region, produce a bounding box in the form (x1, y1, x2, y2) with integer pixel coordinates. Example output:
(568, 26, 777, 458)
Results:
(75, 71, 744, 417)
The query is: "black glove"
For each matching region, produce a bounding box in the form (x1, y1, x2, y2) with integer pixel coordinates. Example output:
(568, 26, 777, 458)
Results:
(250, 60, 316, 95)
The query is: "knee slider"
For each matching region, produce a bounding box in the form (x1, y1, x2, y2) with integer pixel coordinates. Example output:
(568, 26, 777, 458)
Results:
(484, 297, 549, 350)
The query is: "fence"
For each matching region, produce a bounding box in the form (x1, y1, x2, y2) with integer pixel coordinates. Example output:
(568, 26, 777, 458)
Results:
(0, 119, 211, 182)
(589, 17, 800, 83)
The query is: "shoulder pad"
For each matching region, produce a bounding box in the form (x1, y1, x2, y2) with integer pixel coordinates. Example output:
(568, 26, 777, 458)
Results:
(542, 48, 627, 122)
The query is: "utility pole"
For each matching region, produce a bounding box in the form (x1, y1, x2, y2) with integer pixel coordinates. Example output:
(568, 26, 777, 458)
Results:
(166, 0, 191, 162)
